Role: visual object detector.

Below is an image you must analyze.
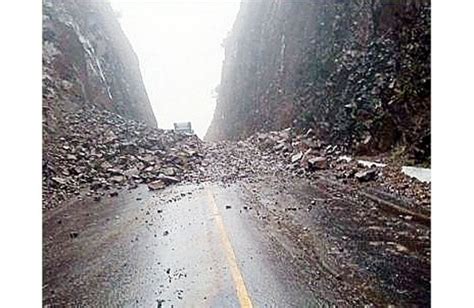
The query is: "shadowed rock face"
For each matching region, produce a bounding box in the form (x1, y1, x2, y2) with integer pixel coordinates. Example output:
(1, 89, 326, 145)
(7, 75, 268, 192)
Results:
(43, 0, 157, 135)
(206, 0, 430, 164)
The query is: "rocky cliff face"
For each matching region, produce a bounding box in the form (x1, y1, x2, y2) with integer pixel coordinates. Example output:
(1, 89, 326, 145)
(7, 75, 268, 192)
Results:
(206, 0, 430, 164)
(43, 0, 157, 137)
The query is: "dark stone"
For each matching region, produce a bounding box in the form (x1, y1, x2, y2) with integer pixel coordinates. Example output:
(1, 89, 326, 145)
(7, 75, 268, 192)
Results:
(355, 168, 378, 182)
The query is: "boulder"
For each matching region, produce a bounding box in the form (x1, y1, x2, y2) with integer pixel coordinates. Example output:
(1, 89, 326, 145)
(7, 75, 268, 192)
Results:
(291, 152, 303, 163)
(52, 177, 67, 185)
(355, 168, 378, 182)
(157, 174, 180, 184)
(148, 180, 166, 191)
(110, 175, 125, 183)
(163, 167, 176, 176)
(307, 156, 328, 170)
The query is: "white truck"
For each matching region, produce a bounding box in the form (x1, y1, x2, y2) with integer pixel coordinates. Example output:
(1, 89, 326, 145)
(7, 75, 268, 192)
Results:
(173, 122, 194, 135)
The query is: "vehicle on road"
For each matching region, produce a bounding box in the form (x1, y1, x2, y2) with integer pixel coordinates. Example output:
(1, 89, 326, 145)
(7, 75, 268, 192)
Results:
(174, 122, 194, 135)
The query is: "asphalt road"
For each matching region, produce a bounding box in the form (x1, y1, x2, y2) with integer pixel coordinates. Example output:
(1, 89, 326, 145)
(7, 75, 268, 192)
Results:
(43, 176, 430, 307)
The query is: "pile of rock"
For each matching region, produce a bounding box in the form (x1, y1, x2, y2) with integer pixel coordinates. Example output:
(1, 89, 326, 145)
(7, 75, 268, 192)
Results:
(242, 127, 430, 212)
(43, 112, 430, 214)
(42, 106, 203, 209)
(187, 140, 283, 184)
(378, 166, 431, 213)
(191, 127, 348, 185)
(247, 128, 347, 175)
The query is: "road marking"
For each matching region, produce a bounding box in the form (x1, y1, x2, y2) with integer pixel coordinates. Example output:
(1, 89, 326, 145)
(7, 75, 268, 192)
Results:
(206, 188, 253, 308)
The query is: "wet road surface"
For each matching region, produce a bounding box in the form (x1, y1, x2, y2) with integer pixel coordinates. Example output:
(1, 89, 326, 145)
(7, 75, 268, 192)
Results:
(43, 176, 430, 307)
(44, 182, 327, 307)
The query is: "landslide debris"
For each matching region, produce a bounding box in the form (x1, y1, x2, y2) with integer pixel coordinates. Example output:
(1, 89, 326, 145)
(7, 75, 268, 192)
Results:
(42, 105, 202, 210)
(200, 127, 430, 215)
(44, 115, 430, 217)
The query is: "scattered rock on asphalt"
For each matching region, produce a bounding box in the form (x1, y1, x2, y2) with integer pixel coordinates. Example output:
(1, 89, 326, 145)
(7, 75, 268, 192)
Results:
(157, 174, 180, 184)
(148, 180, 166, 191)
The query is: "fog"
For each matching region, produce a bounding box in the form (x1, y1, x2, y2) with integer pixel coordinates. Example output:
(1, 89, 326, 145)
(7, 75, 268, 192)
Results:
(109, 0, 241, 138)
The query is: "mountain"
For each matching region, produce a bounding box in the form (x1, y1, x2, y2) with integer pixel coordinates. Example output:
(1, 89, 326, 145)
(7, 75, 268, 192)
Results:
(43, 0, 157, 138)
(206, 0, 430, 164)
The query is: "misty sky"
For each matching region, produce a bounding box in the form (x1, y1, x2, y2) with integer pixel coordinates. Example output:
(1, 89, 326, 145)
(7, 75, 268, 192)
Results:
(109, 0, 241, 138)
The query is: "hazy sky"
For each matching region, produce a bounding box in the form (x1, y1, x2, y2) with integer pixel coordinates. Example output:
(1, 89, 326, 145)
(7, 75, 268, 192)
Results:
(109, 0, 241, 138)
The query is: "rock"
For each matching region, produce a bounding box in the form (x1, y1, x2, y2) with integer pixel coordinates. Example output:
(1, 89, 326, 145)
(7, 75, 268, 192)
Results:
(110, 175, 125, 183)
(124, 168, 139, 177)
(119, 142, 138, 154)
(273, 143, 285, 152)
(105, 130, 118, 143)
(304, 128, 315, 137)
(100, 161, 113, 170)
(163, 167, 176, 176)
(66, 154, 77, 160)
(337, 155, 352, 163)
(157, 174, 180, 184)
(257, 133, 269, 141)
(69, 232, 79, 239)
(106, 168, 123, 175)
(355, 168, 378, 182)
(139, 154, 155, 164)
(388, 242, 409, 253)
(395, 244, 409, 253)
(225, 205, 232, 209)
(185, 149, 197, 157)
(52, 177, 67, 185)
(307, 156, 327, 170)
(109, 191, 119, 197)
(357, 160, 386, 168)
(148, 180, 166, 191)
(291, 152, 303, 163)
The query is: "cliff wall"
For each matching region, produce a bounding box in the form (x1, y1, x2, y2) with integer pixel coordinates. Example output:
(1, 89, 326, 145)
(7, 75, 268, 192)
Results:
(43, 0, 157, 138)
(206, 0, 430, 164)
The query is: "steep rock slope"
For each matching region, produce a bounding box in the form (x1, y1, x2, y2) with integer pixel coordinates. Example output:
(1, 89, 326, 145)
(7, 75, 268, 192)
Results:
(43, 0, 157, 136)
(206, 0, 430, 164)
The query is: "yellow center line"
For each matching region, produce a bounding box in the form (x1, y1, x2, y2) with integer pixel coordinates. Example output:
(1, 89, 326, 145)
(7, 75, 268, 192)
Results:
(206, 188, 253, 308)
